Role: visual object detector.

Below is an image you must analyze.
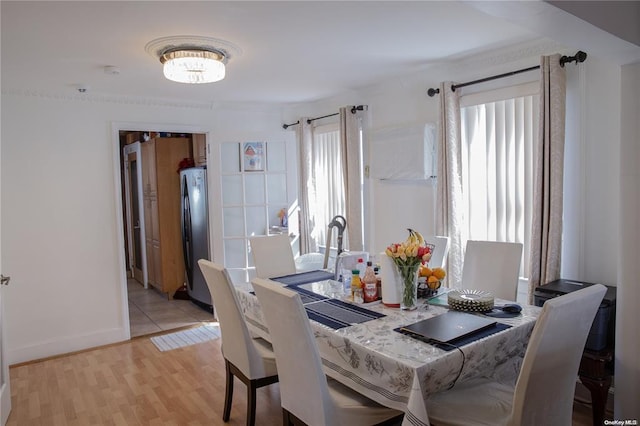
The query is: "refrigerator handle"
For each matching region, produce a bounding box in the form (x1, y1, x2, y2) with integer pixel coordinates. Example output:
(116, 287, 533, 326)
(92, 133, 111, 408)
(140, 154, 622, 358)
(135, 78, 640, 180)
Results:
(181, 175, 194, 290)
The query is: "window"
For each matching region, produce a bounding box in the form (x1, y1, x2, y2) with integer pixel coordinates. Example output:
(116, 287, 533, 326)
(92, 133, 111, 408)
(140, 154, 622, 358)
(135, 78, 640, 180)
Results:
(311, 123, 348, 250)
(460, 83, 539, 278)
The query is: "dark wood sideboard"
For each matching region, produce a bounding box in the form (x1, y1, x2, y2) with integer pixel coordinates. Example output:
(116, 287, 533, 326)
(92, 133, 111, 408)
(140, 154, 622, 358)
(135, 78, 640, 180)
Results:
(579, 348, 614, 426)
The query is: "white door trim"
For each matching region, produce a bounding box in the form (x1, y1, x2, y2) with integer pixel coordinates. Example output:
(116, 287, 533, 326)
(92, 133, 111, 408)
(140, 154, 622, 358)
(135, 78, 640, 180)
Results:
(111, 122, 212, 340)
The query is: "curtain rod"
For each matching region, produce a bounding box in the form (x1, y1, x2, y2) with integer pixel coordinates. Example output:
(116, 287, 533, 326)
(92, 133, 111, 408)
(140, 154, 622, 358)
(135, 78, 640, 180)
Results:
(426, 51, 587, 97)
(282, 105, 365, 129)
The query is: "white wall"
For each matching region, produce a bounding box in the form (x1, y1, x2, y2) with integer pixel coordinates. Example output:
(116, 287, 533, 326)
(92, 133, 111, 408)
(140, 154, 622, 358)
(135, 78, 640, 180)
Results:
(0, 92, 283, 363)
(616, 62, 640, 420)
(579, 58, 621, 285)
(562, 56, 621, 285)
(364, 73, 439, 254)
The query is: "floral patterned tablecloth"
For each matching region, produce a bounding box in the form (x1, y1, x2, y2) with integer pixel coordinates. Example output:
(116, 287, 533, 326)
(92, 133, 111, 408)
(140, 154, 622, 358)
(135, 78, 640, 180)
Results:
(235, 280, 540, 426)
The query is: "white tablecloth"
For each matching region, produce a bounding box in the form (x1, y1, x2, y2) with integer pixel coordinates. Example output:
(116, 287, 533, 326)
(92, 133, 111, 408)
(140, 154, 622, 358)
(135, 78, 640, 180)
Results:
(235, 280, 540, 426)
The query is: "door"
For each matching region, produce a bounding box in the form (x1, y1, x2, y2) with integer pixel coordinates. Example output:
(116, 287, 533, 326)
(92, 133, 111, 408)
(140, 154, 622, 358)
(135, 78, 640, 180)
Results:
(0, 139, 11, 423)
(123, 143, 148, 287)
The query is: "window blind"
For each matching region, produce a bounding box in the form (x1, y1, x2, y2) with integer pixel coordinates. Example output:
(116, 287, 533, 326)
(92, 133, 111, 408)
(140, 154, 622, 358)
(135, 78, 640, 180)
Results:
(460, 90, 539, 278)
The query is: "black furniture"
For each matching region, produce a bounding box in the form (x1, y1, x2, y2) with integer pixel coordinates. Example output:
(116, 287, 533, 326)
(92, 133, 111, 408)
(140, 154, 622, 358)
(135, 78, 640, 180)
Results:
(534, 279, 616, 426)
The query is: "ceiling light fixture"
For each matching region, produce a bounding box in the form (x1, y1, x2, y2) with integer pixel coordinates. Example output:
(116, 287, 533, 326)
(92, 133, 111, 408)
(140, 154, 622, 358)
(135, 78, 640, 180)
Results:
(160, 48, 226, 84)
(145, 36, 242, 85)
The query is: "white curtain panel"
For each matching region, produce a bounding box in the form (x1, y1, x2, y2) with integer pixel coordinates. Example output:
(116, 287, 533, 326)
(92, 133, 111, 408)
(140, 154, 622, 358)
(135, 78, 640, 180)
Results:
(297, 118, 318, 254)
(311, 124, 347, 250)
(340, 106, 365, 252)
(436, 82, 466, 287)
(528, 54, 566, 302)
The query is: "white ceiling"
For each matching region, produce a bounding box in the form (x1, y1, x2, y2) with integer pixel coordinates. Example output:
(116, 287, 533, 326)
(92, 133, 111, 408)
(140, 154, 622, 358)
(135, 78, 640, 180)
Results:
(1, 1, 638, 105)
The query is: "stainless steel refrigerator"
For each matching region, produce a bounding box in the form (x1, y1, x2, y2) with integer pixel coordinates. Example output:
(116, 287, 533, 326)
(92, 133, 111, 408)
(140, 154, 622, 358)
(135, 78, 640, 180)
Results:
(180, 167, 212, 311)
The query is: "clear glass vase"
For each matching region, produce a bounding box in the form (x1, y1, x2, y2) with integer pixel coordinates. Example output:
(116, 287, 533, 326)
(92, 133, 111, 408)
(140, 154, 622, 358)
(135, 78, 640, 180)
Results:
(396, 263, 420, 310)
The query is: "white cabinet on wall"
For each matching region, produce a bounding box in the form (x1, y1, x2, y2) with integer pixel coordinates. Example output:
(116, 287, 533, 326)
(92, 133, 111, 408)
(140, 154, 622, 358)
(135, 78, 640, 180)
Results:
(219, 138, 298, 284)
(370, 123, 436, 180)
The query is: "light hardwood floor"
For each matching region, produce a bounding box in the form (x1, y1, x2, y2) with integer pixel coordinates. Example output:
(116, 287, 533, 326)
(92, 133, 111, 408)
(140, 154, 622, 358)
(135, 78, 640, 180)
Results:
(8, 331, 282, 425)
(8, 332, 603, 426)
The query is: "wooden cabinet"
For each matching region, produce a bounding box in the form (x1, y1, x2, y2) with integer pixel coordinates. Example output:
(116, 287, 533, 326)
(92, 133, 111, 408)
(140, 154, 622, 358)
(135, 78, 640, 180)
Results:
(141, 137, 190, 297)
(192, 134, 207, 166)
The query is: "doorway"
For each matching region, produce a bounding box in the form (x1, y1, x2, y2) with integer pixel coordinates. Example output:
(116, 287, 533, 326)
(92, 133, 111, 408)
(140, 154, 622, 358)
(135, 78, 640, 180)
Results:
(118, 130, 214, 338)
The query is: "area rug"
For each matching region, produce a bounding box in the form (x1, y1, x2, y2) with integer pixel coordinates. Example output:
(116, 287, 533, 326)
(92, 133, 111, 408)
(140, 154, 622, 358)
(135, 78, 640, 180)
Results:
(150, 323, 220, 352)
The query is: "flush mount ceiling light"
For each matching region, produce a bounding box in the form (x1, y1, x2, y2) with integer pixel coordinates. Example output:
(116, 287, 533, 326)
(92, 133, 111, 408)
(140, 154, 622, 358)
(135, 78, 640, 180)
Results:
(145, 36, 242, 84)
(160, 48, 226, 83)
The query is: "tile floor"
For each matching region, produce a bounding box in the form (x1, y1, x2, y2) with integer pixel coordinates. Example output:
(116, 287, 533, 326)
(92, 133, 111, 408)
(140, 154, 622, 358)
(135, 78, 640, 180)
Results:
(127, 278, 216, 338)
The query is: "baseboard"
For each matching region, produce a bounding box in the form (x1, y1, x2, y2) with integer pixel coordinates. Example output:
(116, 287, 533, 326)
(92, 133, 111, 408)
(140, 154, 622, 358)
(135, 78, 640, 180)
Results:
(8, 326, 129, 366)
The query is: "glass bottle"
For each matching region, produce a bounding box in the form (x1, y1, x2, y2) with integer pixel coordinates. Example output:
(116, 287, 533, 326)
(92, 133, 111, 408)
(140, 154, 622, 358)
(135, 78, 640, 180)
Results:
(362, 261, 378, 303)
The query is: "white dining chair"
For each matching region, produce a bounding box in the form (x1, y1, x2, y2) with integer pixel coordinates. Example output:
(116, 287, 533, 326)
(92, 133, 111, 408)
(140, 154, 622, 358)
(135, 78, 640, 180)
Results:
(249, 234, 297, 278)
(426, 283, 606, 426)
(197, 260, 279, 426)
(461, 240, 523, 301)
(251, 278, 404, 426)
(422, 235, 450, 268)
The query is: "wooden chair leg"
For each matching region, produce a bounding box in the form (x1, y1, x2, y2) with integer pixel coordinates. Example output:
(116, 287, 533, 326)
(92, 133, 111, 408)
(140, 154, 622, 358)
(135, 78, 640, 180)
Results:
(246, 380, 258, 426)
(247, 380, 256, 426)
(282, 408, 291, 426)
(223, 359, 234, 422)
(281, 408, 306, 426)
(225, 359, 278, 426)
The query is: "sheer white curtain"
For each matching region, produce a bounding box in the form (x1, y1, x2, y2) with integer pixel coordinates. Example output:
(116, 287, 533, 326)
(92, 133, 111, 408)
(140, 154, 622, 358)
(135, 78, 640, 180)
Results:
(297, 118, 317, 254)
(296, 105, 366, 254)
(529, 54, 566, 302)
(436, 82, 466, 287)
(460, 83, 539, 278)
(311, 123, 348, 250)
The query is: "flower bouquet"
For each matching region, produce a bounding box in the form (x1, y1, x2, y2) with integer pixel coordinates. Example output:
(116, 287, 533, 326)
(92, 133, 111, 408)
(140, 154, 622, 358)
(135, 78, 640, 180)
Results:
(385, 229, 433, 310)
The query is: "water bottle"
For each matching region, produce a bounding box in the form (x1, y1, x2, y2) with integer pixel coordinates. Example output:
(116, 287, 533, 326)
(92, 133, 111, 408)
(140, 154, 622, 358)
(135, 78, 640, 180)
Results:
(342, 269, 352, 294)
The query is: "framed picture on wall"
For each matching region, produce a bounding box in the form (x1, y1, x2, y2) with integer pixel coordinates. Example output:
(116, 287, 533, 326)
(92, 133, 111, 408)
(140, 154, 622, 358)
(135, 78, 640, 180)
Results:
(243, 142, 265, 171)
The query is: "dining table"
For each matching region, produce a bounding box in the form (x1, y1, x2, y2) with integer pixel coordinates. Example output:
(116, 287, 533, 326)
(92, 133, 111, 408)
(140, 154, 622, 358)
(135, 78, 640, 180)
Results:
(234, 276, 541, 426)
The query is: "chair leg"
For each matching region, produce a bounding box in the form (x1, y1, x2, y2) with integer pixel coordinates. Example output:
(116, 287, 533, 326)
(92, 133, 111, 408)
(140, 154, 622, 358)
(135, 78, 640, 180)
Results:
(282, 408, 291, 426)
(223, 359, 234, 422)
(282, 408, 306, 426)
(247, 380, 257, 426)
(225, 359, 278, 426)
